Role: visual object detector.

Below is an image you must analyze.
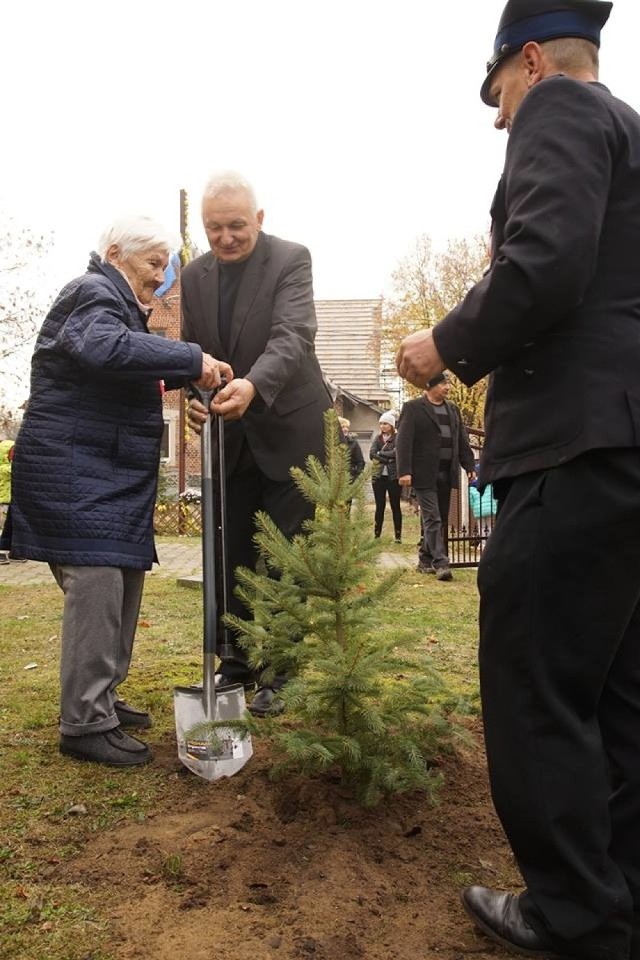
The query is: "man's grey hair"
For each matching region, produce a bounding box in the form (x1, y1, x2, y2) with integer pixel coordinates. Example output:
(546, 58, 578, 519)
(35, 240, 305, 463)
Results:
(98, 216, 176, 261)
(541, 37, 599, 75)
(202, 171, 258, 214)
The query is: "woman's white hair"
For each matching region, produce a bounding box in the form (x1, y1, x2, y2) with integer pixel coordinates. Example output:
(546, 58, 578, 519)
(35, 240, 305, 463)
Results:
(98, 216, 177, 261)
(202, 170, 258, 214)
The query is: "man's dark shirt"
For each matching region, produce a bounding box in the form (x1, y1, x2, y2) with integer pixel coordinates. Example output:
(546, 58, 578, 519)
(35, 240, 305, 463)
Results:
(218, 259, 248, 355)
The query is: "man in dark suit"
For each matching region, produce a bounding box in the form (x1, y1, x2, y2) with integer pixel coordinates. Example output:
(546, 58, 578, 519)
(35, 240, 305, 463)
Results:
(396, 373, 475, 581)
(182, 171, 332, 717)
(397, 2, 640, 957)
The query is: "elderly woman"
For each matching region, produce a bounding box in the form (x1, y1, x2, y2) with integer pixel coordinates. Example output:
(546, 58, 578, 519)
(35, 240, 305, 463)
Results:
(0, 216, 229, 767)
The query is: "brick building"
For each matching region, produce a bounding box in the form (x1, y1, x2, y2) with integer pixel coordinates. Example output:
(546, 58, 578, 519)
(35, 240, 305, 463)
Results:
(148, 270, 200, 496)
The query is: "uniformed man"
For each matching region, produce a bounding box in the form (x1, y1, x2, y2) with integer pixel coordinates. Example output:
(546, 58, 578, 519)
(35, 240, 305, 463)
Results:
(397, 2, 640, 957)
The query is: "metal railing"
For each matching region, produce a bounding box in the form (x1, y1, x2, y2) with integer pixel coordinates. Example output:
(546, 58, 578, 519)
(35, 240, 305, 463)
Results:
(447, 427, 494, 568)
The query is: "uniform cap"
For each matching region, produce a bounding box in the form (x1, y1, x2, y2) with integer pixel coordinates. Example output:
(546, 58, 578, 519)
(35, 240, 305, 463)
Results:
(480, 0, 612, 106)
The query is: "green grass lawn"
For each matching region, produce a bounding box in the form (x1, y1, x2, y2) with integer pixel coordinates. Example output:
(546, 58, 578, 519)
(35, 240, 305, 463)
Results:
(0, 527, 481, 960)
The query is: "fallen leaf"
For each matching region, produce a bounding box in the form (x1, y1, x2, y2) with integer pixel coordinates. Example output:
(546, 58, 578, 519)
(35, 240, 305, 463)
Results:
(138, 620, 151, 628)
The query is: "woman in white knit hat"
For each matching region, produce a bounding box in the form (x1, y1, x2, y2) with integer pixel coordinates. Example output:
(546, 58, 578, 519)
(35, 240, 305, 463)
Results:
(369, 411, 402, 542)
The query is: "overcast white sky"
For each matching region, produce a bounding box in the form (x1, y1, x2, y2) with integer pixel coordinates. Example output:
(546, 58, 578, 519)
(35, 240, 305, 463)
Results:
(2, 1, 639, 305)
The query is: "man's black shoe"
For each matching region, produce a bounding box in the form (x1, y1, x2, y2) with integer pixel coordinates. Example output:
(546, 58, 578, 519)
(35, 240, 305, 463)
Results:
(59, 728, 152, 767)
(416, 562, 435, 574)
(114, 699, 152, 729)
(461, 886, 569, 959)
(215, 672, 256, 693)
(248, 686, 285, 717)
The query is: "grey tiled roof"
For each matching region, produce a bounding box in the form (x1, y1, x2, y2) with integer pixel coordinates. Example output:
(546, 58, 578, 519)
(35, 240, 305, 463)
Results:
(314, 299, 390, 405)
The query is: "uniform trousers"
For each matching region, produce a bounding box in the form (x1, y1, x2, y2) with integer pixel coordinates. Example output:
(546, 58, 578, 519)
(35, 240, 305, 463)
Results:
(478, 448, 640, 960)
(220, 441, 314, 684)
(50, 565, 145, 736)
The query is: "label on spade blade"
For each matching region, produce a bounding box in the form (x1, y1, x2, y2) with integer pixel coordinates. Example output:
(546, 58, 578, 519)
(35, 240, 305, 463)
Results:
(184, 728, 235, 762)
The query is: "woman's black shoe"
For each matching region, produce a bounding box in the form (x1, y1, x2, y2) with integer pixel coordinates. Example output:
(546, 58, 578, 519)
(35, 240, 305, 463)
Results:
(59, 728, 151, 766)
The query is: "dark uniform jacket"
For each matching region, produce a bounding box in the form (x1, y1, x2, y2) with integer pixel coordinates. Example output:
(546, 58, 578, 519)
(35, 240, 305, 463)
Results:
(181, 231, 332, 482)
(433, 77, 640, 483)
(395, 397, 475, 489)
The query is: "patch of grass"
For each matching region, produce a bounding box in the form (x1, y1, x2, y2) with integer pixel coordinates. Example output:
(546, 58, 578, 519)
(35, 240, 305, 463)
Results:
(450, 869, 476, 887)
(0, 880, 110, 960)
(161, 852, 184, 882)
(375, 511, 481, 706)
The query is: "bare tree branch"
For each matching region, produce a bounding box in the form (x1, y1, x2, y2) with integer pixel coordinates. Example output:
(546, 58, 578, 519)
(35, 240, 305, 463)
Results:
(0, 213, 53, 416)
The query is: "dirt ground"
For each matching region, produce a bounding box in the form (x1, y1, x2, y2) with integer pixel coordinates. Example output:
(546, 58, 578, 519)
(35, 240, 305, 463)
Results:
(55, 719, 521, 960)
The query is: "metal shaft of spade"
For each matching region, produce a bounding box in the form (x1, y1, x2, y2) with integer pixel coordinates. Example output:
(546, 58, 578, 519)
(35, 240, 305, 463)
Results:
(199, 389, 217, 720)
(214, 399, 234, 663)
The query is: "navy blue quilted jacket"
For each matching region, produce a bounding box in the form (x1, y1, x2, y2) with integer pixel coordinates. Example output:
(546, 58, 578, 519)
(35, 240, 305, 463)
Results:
(0, 254, 202, 568)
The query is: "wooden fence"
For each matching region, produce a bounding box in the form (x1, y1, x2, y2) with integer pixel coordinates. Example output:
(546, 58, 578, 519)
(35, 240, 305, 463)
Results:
(154, 501, 202, 537)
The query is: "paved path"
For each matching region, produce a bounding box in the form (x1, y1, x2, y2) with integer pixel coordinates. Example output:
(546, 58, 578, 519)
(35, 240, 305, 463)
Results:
(0, 540, 411, 588)
(0, 541, 204, 587)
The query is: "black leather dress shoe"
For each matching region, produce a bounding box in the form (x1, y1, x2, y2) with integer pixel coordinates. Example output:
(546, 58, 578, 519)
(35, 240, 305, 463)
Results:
(214, 672, 256, 692)
(248, 686, 285, 717)
(114, 700, 152, 729)
(461, 886, 569, 959)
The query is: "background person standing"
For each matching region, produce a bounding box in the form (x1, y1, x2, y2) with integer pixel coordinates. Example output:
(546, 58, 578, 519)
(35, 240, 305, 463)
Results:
(369, 411, 402, 543)
(396, 373, 475, 581)
(338, 416, 365, 481)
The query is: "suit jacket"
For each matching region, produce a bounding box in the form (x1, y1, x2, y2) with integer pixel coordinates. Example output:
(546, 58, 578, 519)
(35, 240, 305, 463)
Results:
(433, 77, 640, 483)
(395, 396, 474, 489)
(181, 231, 332, 481)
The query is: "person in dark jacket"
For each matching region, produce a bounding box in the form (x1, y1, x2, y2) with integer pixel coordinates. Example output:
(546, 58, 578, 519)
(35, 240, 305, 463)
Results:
(369, 411, 402, 543)
(396, 373, 475, 581)
(338, 417, 365, 480)
(0, 216, 227, 767)
(396, 2, 640, 957)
